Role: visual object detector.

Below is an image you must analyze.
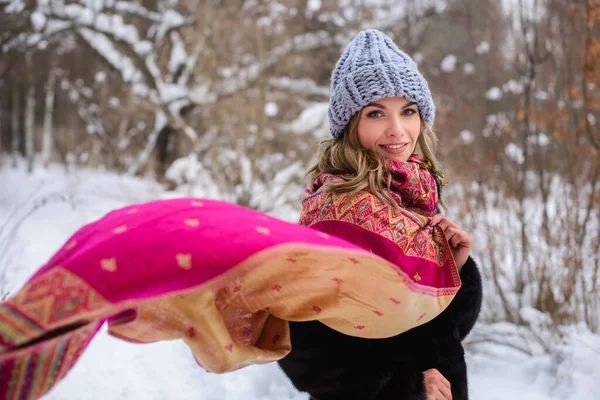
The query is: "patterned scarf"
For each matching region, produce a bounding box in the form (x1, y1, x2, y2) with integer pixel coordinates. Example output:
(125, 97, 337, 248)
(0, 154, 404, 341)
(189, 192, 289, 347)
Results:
(384, 155, 439, 213)
(299, 154, 456, 290)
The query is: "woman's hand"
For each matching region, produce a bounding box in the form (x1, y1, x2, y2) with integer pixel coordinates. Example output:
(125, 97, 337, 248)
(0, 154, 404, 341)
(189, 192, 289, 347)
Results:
(429, 214, 473, 270)
(423, 368, 452, 400)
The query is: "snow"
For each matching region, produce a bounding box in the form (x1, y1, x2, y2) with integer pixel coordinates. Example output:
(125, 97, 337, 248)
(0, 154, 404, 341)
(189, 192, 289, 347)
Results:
(134, 40, 153, 55)
(505, 142, 524, 163)
(460, 129, 475, 144)
(503, 79, 524, 95)
(587, 114, 597, 125)
(440, 54, 457, 72)
(164, 153, 221, 198)
(168, 32, 187, 78)
(264, 102, 279, 117)
(412, 52, 424, 64)
(5, 0, 26, 13)
(476, 41, 490, 54)
(189, 83, 217, 104)
(218, 67, 235, 78)
(109, 96, 120, 108)
(164, 148, 305, 219)
(159, 82, 188, 104)
(467, 322, 600, 400)
(283, 102, 330, 139)
(154, 9, 187, 43)
(47, 334, 306, 400)
(1, 160, 600, 399)
(114, 1, 161, 21)
(528, 133, 550, 147)
(79, 28, 140, 83)
(13, 0, 200, 147)
(307, 0, 321, 14)
(463, 63, 475, 75)
(535, 91, 548, 101)
(95, 71, 107, 83)
(31, 11, 47, 30)
(268, 77, 329, 97)
(502, 0, 547, 23)
(486, 87, 503, 100)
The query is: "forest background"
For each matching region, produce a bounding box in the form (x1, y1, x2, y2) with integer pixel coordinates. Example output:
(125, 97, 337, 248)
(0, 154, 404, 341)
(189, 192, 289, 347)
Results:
(0, 1, 599, 397)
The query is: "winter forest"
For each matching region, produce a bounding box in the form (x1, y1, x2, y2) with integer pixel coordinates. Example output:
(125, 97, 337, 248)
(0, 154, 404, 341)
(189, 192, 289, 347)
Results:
(1, 0, 599, 399)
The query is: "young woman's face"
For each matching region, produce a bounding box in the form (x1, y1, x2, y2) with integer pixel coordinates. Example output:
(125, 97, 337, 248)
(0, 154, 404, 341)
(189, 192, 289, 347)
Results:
(356, 96, 421, 162)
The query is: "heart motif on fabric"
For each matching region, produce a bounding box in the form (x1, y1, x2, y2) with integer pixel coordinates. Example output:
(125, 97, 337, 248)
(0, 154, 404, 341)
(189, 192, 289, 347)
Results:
(176, 253, 192, 270)
(256, 226, 270, 235)
(100, 258, 117, 272)
(184, 219, 199, 227)
(113, 225, 127, 234)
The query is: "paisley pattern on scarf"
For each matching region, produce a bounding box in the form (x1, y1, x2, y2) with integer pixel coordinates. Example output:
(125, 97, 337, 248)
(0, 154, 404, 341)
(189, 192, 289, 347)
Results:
(385, 155, 439, 213)
(300, 155, 457, 289)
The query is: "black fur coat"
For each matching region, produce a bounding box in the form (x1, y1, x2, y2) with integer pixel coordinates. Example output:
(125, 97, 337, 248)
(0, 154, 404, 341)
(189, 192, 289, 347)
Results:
(278, 256, 482, 400)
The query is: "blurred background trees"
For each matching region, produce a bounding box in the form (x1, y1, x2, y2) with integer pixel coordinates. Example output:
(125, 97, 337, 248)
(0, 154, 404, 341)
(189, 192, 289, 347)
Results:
(1, 0, 599, 339)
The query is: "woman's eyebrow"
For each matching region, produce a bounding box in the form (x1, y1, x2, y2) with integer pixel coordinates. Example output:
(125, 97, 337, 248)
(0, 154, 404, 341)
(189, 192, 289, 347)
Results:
(365, 101, 417, 110)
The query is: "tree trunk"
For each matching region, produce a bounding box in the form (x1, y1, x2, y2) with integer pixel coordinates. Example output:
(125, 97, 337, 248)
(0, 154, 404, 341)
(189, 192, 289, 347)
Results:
(0, 88, 3, 158)
(128, 111, 167, 176)
(25, 52, 35, 173)
(42, 67, 57, 168)
(11, 86, 20, 168)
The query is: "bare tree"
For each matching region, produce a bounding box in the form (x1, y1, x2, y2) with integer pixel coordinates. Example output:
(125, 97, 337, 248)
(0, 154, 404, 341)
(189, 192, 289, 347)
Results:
(24, 52, 36, 172)
(42, 61, 57, 167)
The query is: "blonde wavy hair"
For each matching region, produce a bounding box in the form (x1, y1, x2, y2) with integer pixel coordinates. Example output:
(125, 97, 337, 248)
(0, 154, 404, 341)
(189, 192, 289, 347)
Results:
(307, 111, 446, 209)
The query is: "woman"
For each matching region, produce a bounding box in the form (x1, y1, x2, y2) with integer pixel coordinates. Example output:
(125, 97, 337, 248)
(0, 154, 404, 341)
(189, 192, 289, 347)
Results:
(277, 30, 482, 400)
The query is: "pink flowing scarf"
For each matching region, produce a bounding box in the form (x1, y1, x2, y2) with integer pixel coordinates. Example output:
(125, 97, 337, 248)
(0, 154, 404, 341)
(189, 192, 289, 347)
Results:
(0, 157, 460, 400)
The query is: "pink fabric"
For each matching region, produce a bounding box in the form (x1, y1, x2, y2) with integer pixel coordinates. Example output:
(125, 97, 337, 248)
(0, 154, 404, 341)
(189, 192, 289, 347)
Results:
(311, 220, 455, 292)
(37, 199, 364, 302)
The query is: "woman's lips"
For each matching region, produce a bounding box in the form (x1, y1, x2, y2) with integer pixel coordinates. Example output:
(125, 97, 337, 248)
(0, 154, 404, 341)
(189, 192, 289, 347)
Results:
(379, 143, 408, 154)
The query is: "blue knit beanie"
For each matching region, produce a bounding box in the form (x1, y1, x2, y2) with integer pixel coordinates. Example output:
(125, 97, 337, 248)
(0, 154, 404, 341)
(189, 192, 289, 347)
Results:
(328, 29, 435, 139)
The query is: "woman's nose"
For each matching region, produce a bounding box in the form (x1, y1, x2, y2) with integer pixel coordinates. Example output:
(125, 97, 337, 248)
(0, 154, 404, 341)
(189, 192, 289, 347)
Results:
(386, 117, 405, 137)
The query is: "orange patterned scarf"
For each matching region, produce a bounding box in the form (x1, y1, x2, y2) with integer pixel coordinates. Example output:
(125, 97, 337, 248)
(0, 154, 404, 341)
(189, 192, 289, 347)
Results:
(299, 154, 457, 293)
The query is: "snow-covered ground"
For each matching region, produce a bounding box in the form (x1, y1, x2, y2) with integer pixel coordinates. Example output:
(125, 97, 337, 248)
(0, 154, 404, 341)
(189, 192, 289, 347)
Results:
(1, 161, 599, 399)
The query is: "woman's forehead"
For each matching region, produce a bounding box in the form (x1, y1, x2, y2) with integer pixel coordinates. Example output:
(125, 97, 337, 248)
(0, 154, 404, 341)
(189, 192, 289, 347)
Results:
(364, 96, 415, 108)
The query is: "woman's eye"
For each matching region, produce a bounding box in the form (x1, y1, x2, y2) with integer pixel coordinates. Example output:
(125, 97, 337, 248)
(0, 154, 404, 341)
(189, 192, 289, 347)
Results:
(367, 110, 383, 117)
(402, 108, 417, 116)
